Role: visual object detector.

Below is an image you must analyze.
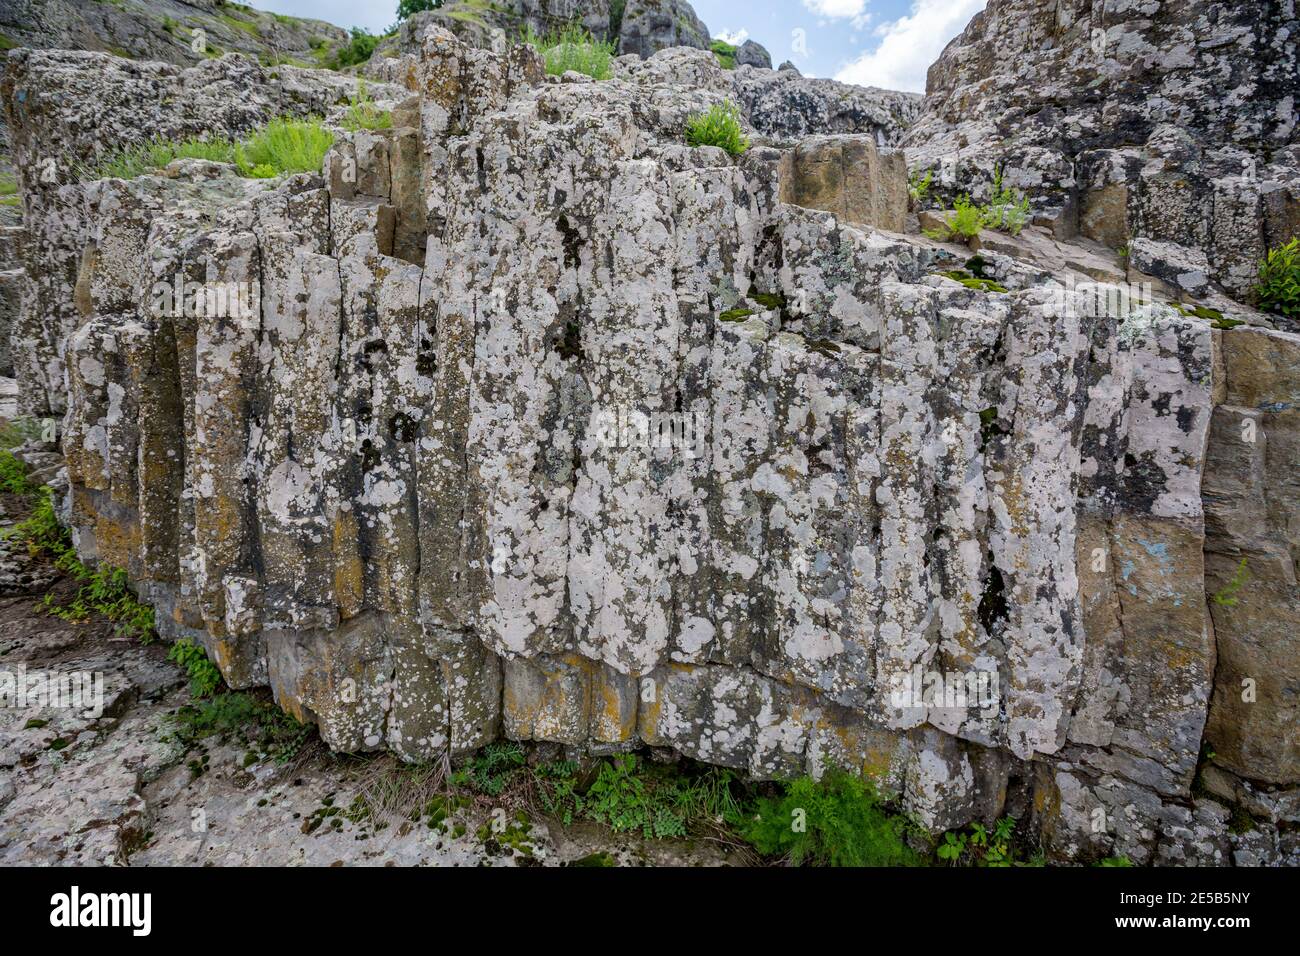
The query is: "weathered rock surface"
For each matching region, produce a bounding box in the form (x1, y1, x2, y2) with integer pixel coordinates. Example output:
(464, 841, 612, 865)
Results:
(1, 0, 347, 67)
(904, 0, 1299, 305)
(4, 8, 1299, 867)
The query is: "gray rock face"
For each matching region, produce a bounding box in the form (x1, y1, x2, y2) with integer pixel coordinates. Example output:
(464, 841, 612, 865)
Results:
(617, 0, 709, 58)
(903, 0, 1299, 303)
(0, 0, 348, 66)
(733, 40, 771, 70)
(1, 48, 400, 418)
(730, 63, 922, 146)
(5, 11, 1300, 865)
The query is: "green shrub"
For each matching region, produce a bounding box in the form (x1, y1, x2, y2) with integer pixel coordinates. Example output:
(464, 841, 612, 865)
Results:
(1255, 237, 1300, 319)
(167, 638, 224, 698)
(235, 118, 335, 178)
(743, 771, 921, 867)
(330, 27, 383, 70)
(524, 24, 616, 80)
(397, 0, 444, 19)
(342, 80, 393, 132)
(710, 39, 737, 70)
(685, 101, 750, 157)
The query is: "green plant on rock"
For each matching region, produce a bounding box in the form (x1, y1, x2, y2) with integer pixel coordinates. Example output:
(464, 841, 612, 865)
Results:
(234, 118, 335, 178)
(329, 27, 384, 70)
(524, 24, 616, 80)
(1254, 236, 1300, 320)
(743, 771, 921, 867)
(1211, 558, 1250, 608)
(171, 691, 312, 763)
(685, 100, 749, 157)
(983, 165, 1030, 236)
(710, 39, 738, 70)
(907, 168, 932, 206)
(343, 80, 393, 131)
(167, 638, 224, 698)
(942, 194, 986, 242)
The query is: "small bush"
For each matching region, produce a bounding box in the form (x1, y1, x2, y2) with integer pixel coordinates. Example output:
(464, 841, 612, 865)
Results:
(943, 194, 986, 241)
(397, 0, 444, 19)
(330, 27, 383, 70)
(524, 24, 616, 80)
(743, 771, 921, 867)
(685, 101, 750, 157)
(1255, 237, 1300, 319)
(172, 691, 313, 763)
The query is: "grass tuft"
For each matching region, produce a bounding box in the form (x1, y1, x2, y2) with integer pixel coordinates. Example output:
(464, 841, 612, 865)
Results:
(523, 24, 616, 80)
(685, 101, 750, 157)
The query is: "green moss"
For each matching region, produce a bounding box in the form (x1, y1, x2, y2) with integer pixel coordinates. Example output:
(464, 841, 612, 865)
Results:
(1228, 804, 1257, 835)
(720, 307, 756, 322)
(939, 270, 1008, 294)
(750, 292, 786, 310)
(569, 851, 617, 867)
(0, 33, 19, 52)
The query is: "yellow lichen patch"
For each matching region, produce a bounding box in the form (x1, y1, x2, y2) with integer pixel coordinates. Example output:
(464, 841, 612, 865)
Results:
(332, 512, 365, 619)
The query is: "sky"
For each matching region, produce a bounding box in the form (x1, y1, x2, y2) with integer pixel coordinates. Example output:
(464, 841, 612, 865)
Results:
(251, 0, 987, 93)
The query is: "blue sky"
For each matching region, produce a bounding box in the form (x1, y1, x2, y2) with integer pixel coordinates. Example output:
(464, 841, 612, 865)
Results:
(251, 0, 986, 93)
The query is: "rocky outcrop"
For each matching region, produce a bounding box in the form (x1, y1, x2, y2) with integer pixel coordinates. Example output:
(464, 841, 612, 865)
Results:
(734, 40, 771, 71)
(904, 0, 1299, 307)
(0, 0, 347, 67)
(1, 48, 399, 418)
(617, 0, 709, 58)
(4, 13, 1298, 866)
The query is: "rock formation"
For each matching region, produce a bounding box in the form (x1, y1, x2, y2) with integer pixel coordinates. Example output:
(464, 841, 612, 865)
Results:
(1, 2, 1297, 868)
(905, 0, 1299, 309)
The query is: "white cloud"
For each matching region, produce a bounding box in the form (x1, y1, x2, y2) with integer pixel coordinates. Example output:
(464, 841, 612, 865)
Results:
(835, 0, 987, 93)
(803, 0, 868, 17)
(716, 28, 750, 46)
(802, 0, 872, 29)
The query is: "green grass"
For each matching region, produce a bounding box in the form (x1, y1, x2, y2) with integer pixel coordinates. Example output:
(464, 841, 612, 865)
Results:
(0, 171, 16, 197)
(523, 24, 616, 80)
(685, 101, 750, 157)
(342, 81, 392, 132)
(710, 39, 738, 70)
(1255, 236, 1300, 320)
(939, 269, 1008, 293)
(76, 136, 239, 181)
(77, 117, 336, 183)
(0, 34, 18, 52)
(234, 118, 335, 178)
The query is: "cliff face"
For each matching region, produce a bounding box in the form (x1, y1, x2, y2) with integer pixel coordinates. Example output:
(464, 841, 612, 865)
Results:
(3, 0, 1299, 866)
(905, 0, 1299, 305)
(6, 21, 1297, 866)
